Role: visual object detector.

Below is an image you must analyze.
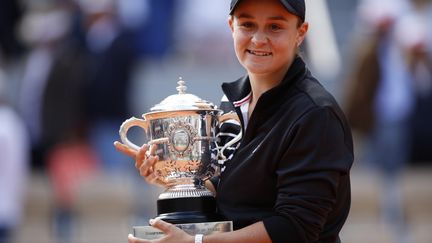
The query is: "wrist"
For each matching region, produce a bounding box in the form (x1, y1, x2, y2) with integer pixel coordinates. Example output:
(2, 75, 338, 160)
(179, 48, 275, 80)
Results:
(195, 234, 204, 243)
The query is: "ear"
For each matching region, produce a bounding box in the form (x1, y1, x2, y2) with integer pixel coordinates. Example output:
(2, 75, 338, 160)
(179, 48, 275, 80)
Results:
(228, 16, 235, 34)
(297, 22, 309, 46)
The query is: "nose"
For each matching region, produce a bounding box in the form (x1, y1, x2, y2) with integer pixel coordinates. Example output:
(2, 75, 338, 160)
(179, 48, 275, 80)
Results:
(251, 31, 267, 46)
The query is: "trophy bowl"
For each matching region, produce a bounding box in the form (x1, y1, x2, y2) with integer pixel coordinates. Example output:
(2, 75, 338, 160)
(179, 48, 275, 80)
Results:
(119, 78, 241, 224)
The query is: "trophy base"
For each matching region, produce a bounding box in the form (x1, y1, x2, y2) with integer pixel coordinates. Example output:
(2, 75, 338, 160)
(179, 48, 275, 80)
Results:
(133, 221, 233, 240)
(157, 196, 221, 224)
(132, 196, 233, 240)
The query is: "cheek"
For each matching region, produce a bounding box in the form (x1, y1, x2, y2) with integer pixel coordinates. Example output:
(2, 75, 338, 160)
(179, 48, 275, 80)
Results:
(273, 37, 297, 54)
(233, 34, 249, 51)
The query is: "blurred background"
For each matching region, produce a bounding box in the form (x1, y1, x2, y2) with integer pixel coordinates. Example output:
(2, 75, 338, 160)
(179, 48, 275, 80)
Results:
(0, 0, 431, 242)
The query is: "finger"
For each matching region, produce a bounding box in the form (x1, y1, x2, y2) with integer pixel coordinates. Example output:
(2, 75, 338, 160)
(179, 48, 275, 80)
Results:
(135, 144, 149, 169)
(154, 178, 167, 187)
(149, 143, 158, 156)
(140, 155, 159, 177)
(128, 234, 149, 243)
(145, 169, 161, 184)
(145, 172, 157, 184)
(144, 173, 166, 187)
(145, 166, 167, 186)
(114, 141, 137, 158)
(148, 155, 159, 167)
(149, 218, 175, 234)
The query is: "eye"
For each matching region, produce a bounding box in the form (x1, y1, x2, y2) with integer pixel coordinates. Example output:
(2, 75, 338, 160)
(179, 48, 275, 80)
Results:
(269, 24, 282, 31)
(239, 22, 255, 29)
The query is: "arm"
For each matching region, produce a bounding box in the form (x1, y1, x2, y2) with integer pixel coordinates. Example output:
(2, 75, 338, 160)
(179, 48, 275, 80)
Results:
(262, 107, 353, 242)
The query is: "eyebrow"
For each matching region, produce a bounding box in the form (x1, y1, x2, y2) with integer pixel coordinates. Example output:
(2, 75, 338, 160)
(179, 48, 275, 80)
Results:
(237, 13, 289, 22)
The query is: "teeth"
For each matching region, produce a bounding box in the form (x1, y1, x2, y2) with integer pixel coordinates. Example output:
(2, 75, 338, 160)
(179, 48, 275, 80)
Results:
(248, 50, 271, 56)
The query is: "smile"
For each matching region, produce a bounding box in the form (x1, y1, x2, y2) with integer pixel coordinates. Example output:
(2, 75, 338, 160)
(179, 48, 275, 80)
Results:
(247, 50, 272, 56)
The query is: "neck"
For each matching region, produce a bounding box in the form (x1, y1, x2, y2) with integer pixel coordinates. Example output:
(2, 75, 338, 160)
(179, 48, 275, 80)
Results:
(248, 61, 292, 104)
(246, 60, 292, 118)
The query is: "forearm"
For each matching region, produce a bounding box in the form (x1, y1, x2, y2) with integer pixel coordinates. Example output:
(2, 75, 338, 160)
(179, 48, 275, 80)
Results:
(202, 222, 272, 243)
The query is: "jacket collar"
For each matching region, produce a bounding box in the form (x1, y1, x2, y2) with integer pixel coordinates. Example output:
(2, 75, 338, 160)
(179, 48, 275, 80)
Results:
(221, 56, 308, 137)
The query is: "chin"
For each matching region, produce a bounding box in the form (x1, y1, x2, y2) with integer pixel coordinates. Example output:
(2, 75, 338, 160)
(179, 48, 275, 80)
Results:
(243, 63, 273, 74)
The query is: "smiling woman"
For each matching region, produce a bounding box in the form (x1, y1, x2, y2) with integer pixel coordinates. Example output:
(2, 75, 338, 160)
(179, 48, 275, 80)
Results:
(228, 0, 308, 114)
(116, 1, 354, 243)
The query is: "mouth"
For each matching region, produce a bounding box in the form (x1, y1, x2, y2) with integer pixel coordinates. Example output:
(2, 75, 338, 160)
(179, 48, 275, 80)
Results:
(247, 49, 272, 56)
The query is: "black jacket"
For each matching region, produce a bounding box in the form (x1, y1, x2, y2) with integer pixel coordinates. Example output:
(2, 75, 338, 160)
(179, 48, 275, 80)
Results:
(215, 57, 354, 243)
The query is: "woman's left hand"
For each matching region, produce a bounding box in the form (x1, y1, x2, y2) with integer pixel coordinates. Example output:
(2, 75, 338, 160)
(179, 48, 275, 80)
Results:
(128, 218, 194, 243)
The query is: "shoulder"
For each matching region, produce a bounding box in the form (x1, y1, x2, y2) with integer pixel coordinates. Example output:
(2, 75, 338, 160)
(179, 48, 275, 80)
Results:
(290, 74, 348, 125)
(274, 73, 352, 147)
(295, 74, 337, 107)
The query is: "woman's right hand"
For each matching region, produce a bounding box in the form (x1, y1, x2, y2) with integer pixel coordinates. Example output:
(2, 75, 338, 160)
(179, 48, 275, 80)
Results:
(114, 141, 166, 187)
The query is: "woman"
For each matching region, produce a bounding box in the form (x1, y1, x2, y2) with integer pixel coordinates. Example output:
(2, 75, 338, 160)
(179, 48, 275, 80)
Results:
(115, 0, 354, 242)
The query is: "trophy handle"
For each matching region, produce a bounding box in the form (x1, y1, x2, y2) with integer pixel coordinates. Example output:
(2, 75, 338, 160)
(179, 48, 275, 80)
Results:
(119, 117, 149, 151)
(218, 112, 243, 161)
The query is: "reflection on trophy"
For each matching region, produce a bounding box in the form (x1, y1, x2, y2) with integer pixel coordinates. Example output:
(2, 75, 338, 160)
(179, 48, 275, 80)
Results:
(119, 78, 241, 238)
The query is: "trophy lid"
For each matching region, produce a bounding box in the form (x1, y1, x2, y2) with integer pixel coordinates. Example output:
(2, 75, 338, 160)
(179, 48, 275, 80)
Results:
(150, 77, 216, 112)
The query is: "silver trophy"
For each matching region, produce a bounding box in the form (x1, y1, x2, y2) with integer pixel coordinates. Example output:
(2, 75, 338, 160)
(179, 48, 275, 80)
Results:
(119, 78, 241, 234)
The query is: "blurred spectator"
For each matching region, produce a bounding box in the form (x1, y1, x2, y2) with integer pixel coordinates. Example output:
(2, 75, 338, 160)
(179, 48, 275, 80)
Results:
(0, 0, 25, 110)
(402, 0, 432, 162)
(0, 71, 30, 243)
(17, 4, 89, 170)
(343, 0, 429, 242)
(47, 141, 99, 243)
(0, 0, 25, 61)
(17, 4, 98, 242)
(77, 0, 139, 173)
(137, 0, 178, 58)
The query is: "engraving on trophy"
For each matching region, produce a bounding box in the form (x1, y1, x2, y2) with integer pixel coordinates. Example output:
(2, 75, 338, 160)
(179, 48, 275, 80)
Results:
(186, 160, 200, 172)
(167, 120, 196, 157)
(172, 129, 189, 152)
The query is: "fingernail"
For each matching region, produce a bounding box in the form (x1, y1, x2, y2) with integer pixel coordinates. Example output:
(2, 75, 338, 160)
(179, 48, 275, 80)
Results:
(149, 218, 155, 225)
(128, 234, 134, 239)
